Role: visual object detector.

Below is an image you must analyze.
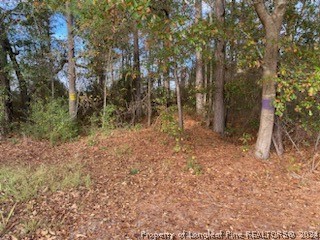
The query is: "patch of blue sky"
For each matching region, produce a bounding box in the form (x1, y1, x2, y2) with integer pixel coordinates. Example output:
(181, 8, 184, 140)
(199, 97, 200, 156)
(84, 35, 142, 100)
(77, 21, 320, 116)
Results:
(0, 0, 20, 10)
(51, 13, 67, 40)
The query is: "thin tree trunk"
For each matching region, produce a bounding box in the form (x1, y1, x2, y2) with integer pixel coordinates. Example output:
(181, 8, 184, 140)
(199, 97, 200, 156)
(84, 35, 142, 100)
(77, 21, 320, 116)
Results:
(8, 46, 28, 113)
(0, 24, 12, 138)
(146, 50, 152, 127)
(206, 58, 214, 127)
(254, 0, 287, 159)
(213, 0, 226, 134)
(133, 24, 142, 120)
(273, 115, 284, 156)
(103, 49, 112, 127)
(174, 66, 183, 131)
(66, 0, 77, 120)
(51, 78, 55, 98)
(204, 62, 208, 106)
(164, 71, 170, 108)
(195, 0, 204, 115)
(147, 78, 152, 127)
(147, 72, 152, 127)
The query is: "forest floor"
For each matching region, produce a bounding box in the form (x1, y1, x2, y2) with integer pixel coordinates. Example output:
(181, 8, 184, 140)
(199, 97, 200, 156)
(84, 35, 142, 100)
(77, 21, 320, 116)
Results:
(1, 117, 320, 240)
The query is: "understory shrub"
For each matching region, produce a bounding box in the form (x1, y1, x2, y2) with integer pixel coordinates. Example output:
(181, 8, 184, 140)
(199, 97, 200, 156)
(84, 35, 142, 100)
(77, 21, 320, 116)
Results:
(22, 98, 78, 144)
(158, 106, 181, 138)
(88, 104, 117, 135)
(101, 104, 117, 131)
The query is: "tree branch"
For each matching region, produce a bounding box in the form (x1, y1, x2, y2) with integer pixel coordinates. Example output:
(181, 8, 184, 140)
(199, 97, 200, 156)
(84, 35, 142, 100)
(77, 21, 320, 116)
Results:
(75, 63, 88, 69)
(53, 58, 67, 75)
(274, 0, 287, 19)
(253, 0, 271, 27)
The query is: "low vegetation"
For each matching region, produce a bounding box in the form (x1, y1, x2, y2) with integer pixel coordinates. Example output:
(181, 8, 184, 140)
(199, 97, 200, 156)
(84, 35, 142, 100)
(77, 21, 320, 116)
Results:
(0, 162, 91, 203)
(21, 99, 78, 145)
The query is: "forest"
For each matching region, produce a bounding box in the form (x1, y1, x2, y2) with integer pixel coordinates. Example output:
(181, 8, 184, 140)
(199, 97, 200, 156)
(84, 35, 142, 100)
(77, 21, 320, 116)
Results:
(0, 0, 320, 239)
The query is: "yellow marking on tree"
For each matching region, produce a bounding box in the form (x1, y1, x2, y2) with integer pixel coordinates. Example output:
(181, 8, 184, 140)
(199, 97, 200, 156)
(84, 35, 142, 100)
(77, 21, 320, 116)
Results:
(70, 93, 77, 101)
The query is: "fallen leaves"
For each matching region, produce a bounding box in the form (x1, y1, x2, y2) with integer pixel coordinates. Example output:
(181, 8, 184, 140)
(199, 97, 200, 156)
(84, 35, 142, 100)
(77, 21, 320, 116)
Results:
(1, 118, 320, 239)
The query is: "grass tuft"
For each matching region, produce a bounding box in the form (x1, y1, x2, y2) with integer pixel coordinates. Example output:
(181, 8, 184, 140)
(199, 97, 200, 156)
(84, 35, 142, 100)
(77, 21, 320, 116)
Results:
(0, 162, 91, 203)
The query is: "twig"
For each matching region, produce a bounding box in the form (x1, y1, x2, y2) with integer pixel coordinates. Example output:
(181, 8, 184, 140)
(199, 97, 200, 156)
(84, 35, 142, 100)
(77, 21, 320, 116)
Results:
(283, 125, 303, 157)
(272, 135, 282, 156)
(240, 29, 263, 59)
(314, 132, 320, 152)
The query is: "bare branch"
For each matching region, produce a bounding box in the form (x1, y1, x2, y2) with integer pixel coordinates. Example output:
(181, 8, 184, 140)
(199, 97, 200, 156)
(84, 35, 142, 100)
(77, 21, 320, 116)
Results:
(275, 0, 287, 16)
(253, 0, 271, 27)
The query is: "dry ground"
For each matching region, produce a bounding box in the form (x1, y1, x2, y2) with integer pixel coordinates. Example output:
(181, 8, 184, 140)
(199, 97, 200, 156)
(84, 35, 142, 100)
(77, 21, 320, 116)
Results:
(1, 118, 320, 239)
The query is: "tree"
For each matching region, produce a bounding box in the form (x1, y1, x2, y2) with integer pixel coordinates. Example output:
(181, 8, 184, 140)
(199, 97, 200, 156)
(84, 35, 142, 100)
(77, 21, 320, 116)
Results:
(66, 0, 77, 120)
(253, 0, 287, 159)
(0, 9, 13, 139)
(213, 0, 226, 134)
(133, 23, 142, 121)
(195, 0, 204, 115)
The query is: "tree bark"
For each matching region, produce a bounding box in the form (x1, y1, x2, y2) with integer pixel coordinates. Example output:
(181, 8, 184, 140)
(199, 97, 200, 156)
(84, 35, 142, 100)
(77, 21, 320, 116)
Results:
(254, 0, 287, 159)
(213, 0, 226, 134)
(272, 115, 284, 156)
(195, 0, 204, 115)
(174, 66, 183, 131)
(103, 48, 112, 128)
(8, 45, 29, 113)
(133, 24, 142, 120)
(147, 73, 152, 127)
(164, 69, 170, 108)
(0, 23, 12, 138)
(66, 0, 77, 120)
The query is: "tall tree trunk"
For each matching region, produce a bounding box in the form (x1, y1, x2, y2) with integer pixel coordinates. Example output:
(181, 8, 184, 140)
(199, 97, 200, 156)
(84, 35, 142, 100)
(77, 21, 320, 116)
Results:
(213, 0, 226, 134)
(174, 66, 183, 131)
(164, 69, 170, 108)
(103, 49, 112, 128)
(66, 1, 77, 120)
(206, 58, 214, 127)
(147, 73, 153, 127)
(254, 0, 287, 160)
(203, 62, 208, 106)
(195, 0, 204, 115)
(147, 51, 152, 127)
(0, 24, 12, 138)
(133, 24, 142, 120)
(8, 46, 28, 113)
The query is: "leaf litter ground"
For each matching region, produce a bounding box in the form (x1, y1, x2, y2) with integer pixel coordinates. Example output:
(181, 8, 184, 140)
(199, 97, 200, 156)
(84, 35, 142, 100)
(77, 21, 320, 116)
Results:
(1, 118, 320, 239)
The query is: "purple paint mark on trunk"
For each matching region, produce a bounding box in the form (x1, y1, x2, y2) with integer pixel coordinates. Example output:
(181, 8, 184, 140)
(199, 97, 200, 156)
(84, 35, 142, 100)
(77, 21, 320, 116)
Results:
(262, 98, 274, 110)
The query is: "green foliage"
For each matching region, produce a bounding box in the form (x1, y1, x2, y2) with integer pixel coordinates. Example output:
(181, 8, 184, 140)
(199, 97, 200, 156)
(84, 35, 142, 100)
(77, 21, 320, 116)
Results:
(185, 156, 202, 175)
(173, 142, 182, 153)
(87, 134, 98, 147)
(286, 157, 301, 173)
(0, 203, 16, 235)
(225, 71, 260, 112)
(239, 133, 253, 152)
(22, 99, 78, 144)
(102, 104, 117, 131)
(129, 168, 139, 175)
(0, 162, 91, 203)
(153, 87, 169, 106)
(21, 219, 41, 236)
(87, 105, 117, 136)
(159, 106, 182, 138)
(275, 65, 320, 132)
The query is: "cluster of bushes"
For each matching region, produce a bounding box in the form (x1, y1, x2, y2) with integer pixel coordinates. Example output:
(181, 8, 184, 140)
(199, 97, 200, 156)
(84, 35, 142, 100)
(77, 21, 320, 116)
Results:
(22, 99, 78, 144)
(20, 98, 120, 144)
